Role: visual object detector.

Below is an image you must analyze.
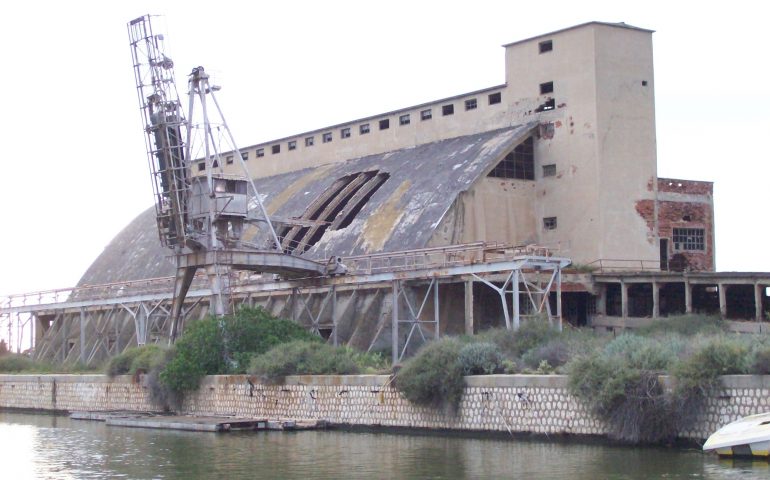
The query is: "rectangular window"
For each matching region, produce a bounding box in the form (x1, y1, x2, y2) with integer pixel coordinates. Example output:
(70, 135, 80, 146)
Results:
(226, 155, 233, 165)
(256, 148, 265, 157)
(421, 109, 432, 120)
(465, 98, 477, 110)
(539, 40, 553, 54)
(488, 92, 502, 105)
(399, 114, 410, 126)
(535, 98, 556, 112)
(673, 228, 705, 251)
(543, 217, 557, 230)
(379, 119, 389, 130)
(305, 136, 314, 147)
(198, 162, 205, 171)
(442, 104, 454, 116)
(288, 140, 297, 150)
(272, 145, 280, 154)
(322, 132, 332, 143)
(360, 123, 370, 134)
(241, 152, 248, 161)
(488, 136, 535, 180)
(341, 127, 351, 138)
(542, 164, 556, 177)
(540, 81, 554, 95)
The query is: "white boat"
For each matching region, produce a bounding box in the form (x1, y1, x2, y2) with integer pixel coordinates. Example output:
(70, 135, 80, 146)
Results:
(703, 412, 770, 457)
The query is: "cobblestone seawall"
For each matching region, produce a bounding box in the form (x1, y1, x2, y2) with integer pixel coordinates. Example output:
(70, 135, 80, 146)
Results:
(1, 374, 768, 442)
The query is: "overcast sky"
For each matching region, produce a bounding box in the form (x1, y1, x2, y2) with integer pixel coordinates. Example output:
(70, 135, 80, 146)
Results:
(0, 0, 768, 299)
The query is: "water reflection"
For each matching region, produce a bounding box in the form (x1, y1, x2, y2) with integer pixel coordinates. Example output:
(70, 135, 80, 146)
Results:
(0, 411, 767, 479)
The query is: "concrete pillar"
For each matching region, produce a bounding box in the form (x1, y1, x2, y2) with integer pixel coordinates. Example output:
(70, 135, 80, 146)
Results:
(79, 308, 87, 364)
(391, 280, 399, 364)
(331, 287, 338, 346)
(596, 284, 607, 316)
(556, 268, 563, 331)
(652, 282, 660, 319)
(684, 280, 692, 314)
(718, 283, 727, 320)
(464, 280, 474, 335)
(621, 281, 629, 319)
(755, 283, 763, 322)
(512, 270, 520, 330)
(433, 280, 440, 340)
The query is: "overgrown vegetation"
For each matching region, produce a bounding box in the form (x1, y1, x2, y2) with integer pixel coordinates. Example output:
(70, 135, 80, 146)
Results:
(106, 344, 166, 377)
(395, 338, 465, 410)
(0, 353, 98, 374)
(248, 340, 385, 381)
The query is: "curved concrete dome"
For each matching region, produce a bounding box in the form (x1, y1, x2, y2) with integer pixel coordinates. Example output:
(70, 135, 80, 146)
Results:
(78, 126, 533, 287)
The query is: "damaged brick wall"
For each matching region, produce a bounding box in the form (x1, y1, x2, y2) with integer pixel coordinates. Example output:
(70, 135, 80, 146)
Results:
(635, 178, 714, 272)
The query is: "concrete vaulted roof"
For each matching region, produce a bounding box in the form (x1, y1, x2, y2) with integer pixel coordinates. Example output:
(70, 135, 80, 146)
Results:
(78, 124, 536, 286)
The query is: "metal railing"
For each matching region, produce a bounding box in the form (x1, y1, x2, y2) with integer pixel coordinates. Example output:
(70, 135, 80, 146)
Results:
(585, 258, 661, 273)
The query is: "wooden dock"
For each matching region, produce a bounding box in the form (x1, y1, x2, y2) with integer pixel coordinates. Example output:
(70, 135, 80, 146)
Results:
(70, 411, 328, 433)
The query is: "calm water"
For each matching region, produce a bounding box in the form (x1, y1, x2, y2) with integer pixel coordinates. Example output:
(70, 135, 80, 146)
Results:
(1, 412, 768, 479)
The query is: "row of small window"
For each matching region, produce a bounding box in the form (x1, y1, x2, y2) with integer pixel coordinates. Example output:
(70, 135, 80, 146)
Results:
(248, 92, 502, 157)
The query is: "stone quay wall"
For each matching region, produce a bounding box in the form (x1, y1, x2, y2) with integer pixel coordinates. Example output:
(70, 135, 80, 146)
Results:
(1, 374, 769, 442)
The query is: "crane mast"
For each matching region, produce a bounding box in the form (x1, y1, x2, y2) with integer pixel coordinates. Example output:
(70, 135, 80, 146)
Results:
(127, 15, 344, 342)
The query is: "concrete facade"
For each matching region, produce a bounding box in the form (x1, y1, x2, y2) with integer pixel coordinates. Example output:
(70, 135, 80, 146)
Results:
(2, 374, 769, 443)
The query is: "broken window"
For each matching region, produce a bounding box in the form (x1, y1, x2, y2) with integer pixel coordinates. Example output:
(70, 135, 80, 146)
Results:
(288, 141, 297, 150)
(535, 98, 555, 112)
(539, 40, 553, 53)
(256, 148, 265, 157)
(279, 170, 390, 254)
(241, 152, 249, 160)
(442, 104, 454, 116)
(488, 92, 502, 105)
(272, 145, 280, 154)
(540, 81, 554, 95)
(421, 109, 432, 120)
(673, 228, 705, 251)
(341, 127, 351, 138)
(379, 119, 390, 130)
(542, 164, 556, 177)
(226, 155, 233, 164)
(360, 123, 370, 134)
(543, 217, 557, 230)
(323, 132, 333, 143)
(305, 136, 314, 147)
(465, 99, 477, 110)
(399, 114, 410, 125)
(488, 136, 535, 180)
(198, 162, 205, 171)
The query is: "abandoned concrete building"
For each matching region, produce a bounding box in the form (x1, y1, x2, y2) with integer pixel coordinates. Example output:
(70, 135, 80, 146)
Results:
(4, 21, 769, 364)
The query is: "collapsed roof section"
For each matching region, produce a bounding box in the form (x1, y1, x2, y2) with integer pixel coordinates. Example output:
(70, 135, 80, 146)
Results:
(77, 124, 536, 286)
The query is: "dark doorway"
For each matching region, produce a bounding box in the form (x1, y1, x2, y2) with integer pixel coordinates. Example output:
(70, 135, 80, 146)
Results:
(659, 283, 686, 316)
(660, 239, 669, 271)
(692, 284, 719, 315)
(561, 292, 591, 326)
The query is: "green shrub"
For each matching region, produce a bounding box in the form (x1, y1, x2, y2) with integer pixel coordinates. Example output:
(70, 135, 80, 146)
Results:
(160, 307, 321, 395)
(0, 354, 36, 372)
(248, 340, 368, 380)
(458, 342, 503, 375)
(750, 345, 770, 375)
(602, 334, 678, 371)
(479, 320, 557, 359)
(395, 337, 464, 409)
(106, 345, 166, 377)
(674, 335, 749, 394)
(522, 339, 570, 370)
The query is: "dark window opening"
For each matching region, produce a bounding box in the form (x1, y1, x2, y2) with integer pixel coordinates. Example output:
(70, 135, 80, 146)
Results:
(341, 127, 351, 138)
(488, 136, 535, 180)
(256, 148, 265, 157)
(543, 217, 557, 230)
(442, 104, 454, 116)
(360, 123, 370, 134)
(673, 228, 705, 251)
(488, 92, 502, 105)
(288, 141, 297, 150)
(305, 136, 314, 147)
(399, 114, 410, 125)
(465, 99, 477, 110)
(212, 159, 219, 168)
(421, 109, 432, 120)
(628, 283, 653, 317)
(280, 170, 390, 254)
(540, 81, 554, 95)
(197, 162, 205, 171)
(535, 98, 555, 112)
(272, 144, 280, 154)
(539, 40, 553, 53)
(241, 152, 248, 161)
(379, 119, 389, 130)
(682, 215, 691, 222)
(226, 155, 233, 164)
(542, 164, 556, 177)
(323, 132, 332, 143)
(642, 80, 648, 86)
